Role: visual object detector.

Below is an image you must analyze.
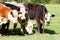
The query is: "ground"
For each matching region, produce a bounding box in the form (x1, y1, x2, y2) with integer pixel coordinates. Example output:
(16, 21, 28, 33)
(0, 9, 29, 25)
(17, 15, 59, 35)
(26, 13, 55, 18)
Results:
(0, 4, 60, 40)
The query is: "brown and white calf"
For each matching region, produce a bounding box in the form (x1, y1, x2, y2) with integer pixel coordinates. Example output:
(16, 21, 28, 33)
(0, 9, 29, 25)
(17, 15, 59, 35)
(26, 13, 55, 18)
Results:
(0, 2, 33, 34)
(0, 3, 19, 34)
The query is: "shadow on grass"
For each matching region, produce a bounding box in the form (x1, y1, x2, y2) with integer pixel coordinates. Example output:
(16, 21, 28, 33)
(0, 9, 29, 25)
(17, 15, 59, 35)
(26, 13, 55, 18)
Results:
(0, 28, 25, 36)
(44, 29, 57, 35)
(33, 27, 58, 35)
(0, 28, 36, 36)
(0, 27, 59, 36)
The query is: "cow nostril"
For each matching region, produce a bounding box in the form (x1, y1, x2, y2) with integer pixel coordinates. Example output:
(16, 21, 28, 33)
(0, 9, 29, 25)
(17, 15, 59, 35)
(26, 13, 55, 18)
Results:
(47, 22, 50, 24)
(21, 17, 26, 20)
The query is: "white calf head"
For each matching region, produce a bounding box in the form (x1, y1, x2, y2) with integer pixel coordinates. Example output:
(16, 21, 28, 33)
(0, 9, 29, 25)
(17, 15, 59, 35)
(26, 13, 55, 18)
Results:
(18, 4, 28, 20)
(25, 20, 33, 34)
(45, 12, 55, 26)
(45, 12, 51, 26)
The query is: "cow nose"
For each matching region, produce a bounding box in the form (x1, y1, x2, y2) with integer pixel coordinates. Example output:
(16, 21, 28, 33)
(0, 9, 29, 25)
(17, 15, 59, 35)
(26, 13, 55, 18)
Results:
(46, 21, 50, 26)
(47, 21, 50, 24)
(21, 17, 26, 20)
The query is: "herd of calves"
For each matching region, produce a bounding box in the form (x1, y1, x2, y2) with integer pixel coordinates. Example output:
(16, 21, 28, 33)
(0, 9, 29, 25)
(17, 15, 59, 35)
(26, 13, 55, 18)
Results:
(0, 1, 55, 36)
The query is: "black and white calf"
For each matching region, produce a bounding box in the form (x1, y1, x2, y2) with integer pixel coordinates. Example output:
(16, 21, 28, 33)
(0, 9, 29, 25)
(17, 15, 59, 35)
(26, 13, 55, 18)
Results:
(24, 2, 55, 33)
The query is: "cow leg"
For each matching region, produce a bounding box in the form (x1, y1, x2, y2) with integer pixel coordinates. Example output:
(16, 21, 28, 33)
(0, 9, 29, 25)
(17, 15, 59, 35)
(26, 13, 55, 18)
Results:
(21, 25, 24, 34)
(12, 23, 17, 34)
(13, 23, 17, 30)
(21, 24, 26, 35)
(6, 20, 10, 33)
(1, 24, 6, 35)
(37, 22, 44, 33)
(40, 19, 44, 33)
(36, 19, 44, 33)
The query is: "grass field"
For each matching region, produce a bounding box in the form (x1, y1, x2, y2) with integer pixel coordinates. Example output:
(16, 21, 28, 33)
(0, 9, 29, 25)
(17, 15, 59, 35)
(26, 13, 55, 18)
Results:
(0, 4, 60, 40)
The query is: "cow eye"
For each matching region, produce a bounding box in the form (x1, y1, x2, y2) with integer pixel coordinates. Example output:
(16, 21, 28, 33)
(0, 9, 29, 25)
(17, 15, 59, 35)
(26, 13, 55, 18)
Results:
(25, 8, 28, 11)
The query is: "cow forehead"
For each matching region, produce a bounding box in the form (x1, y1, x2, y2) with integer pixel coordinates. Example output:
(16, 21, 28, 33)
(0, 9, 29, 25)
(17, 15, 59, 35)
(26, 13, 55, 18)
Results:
(20, 5, 25, 11)
(20, 7, 25, 12)
(20, 4, 28, 15)
(48, 12, 51, 16)
(45, 12, 51, 17)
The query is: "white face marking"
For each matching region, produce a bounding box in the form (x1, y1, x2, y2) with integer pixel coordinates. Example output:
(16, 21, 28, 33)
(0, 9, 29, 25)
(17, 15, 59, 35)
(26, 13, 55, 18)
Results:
(18, 5, 28, 20)
(45, 12, 51, 25)
(25, 20, 33, 34)
(18, 13, 26, 20)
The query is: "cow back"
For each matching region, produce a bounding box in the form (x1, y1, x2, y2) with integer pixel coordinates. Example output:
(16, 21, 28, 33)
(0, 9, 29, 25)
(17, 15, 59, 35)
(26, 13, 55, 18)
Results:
(0, 3, 12, 19)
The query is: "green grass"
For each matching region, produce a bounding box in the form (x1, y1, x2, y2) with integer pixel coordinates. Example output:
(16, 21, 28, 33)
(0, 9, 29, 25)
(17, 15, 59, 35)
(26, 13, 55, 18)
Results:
(0, 4, 60, 40)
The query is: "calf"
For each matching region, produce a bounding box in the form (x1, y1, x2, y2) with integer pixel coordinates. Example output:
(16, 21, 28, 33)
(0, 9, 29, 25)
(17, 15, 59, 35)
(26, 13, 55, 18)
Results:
(24, 2, 55, 33)
(0, 2, 33, 34)
(0, 3, 19, 34)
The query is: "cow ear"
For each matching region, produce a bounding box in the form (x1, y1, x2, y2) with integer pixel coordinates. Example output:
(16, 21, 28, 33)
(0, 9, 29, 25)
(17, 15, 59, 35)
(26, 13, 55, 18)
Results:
(51, 14, 55, 17)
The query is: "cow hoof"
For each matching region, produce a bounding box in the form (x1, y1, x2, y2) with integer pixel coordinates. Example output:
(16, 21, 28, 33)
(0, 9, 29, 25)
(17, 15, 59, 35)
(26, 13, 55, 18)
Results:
(0, 33, 5, 36)
(21, 32, 24, 35)
(0, 34, 2, 36)
(11, 31, 15, 35)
